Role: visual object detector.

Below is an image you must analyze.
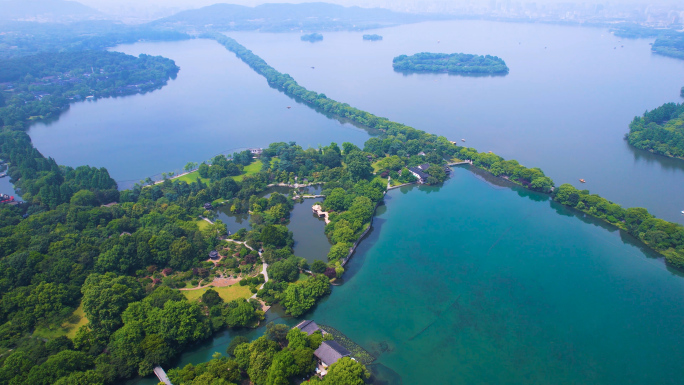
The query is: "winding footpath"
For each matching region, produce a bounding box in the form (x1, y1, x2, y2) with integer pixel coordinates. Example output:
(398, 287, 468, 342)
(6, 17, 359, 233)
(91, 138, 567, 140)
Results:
(223, 239, 269, 298)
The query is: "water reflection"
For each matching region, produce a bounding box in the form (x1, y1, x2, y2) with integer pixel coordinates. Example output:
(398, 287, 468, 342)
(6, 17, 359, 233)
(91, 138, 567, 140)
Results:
(625, 140, 684, 173)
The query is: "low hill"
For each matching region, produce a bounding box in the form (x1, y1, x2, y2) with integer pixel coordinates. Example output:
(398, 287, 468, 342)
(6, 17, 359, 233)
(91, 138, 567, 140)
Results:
(150, 2, 444, 32)
(0, 0, 102, 21)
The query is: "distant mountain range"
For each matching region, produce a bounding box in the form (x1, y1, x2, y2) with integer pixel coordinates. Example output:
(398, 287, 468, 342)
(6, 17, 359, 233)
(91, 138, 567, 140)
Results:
(0, 0, 102, 22)
(150, 2, 448, 32)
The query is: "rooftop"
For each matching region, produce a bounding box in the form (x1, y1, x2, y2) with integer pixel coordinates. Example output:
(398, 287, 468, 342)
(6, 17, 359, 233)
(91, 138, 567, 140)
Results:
(314, 340, 351, 367)
(294, 319, 324, 335)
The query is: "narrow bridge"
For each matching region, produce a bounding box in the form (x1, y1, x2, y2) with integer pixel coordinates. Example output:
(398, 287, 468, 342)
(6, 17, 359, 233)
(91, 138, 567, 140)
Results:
(447, 160, 473, 166)
(154, 366, 172, 385)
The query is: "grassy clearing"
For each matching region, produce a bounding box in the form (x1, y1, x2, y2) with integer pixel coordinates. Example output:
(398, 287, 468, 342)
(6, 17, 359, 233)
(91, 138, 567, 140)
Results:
(171, 160, 262, 184)
(295, 273, 310, 283)
(32, 302, 88, 340)
(196, 219, 210, 230)
(233, 160, 262, 182)
(173, 170, 210, 185)
(64, 303, 88, 338)
(180, 284, 252, 302)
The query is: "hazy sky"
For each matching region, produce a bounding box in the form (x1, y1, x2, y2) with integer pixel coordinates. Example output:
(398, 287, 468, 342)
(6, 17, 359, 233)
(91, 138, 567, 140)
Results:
(75, 0, 684, 20)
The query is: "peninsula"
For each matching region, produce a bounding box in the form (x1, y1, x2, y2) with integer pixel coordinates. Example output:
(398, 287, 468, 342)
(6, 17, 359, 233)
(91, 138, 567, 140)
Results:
(392, 52, 509, 74)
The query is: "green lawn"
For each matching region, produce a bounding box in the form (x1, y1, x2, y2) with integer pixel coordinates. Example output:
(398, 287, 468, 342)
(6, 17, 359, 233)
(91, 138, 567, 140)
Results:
(295, 273, 310, 283)
(173, 170, 210, 185)
(171, 160, 262, 185)
(180, 284, 252, 302)
(33, 302, 88, 340)
(233, 160, 262, 182)
(196, 219, 210, 230)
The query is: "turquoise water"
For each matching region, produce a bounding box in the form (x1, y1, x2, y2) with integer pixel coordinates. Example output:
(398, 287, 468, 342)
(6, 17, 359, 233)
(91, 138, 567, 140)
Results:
(306, 167, 684, 384)
(132, 167, 684, 384)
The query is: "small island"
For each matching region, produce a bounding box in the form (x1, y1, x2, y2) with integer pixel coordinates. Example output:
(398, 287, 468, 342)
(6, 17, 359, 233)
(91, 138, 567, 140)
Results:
(363, 34, 383, 41)
(393, 52, 509, 75)
(301, 33, 323, 42)
(626, 102, 684, 160)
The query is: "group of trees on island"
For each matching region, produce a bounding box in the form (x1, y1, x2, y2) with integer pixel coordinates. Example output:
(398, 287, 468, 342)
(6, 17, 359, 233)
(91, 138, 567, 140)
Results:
(626, 102, 684, 160)
(392, 52, 509, 74)
(301, 33, 323, 42)
(362, 34, 382, 41)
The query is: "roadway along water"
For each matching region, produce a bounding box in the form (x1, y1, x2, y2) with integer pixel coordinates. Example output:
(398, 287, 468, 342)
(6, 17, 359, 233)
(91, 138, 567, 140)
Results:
(229, 20, 684, 224)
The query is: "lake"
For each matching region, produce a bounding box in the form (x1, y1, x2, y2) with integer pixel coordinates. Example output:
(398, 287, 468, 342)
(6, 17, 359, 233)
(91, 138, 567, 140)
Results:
(132, 166, 684, 384)
(26, 39, 372, 189)
(228, 20, 684, 224)
(18, 18, 684, 384)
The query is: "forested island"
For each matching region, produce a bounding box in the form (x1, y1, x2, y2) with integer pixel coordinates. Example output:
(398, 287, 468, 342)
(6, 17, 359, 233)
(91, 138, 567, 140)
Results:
(392, 52, 509, 74)
(301, 33, 323, 42)
(362, 34, 382, 41)
(626, 102, 684, 160)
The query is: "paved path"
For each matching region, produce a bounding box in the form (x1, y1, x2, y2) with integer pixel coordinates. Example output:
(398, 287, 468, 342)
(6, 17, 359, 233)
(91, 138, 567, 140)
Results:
(224, 239, 269, 299)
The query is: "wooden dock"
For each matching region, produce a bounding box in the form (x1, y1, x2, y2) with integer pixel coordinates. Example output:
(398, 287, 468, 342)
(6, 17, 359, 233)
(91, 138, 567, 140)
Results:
(154, 366, 172, 385)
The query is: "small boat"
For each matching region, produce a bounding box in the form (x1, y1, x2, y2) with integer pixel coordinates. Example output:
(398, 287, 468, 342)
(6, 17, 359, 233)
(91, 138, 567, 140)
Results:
(311, 66, 315, 69)
(461, 139, 465, 142)
(287, 106, 291, 109)
(681, 211, 684, 215)
(0, 173, 6, 178)
(579, 179, 586, 183)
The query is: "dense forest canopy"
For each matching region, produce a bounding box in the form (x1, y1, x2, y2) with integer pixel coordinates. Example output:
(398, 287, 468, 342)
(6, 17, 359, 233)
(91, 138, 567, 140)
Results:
(626, 102, 684, 160)
(392, 52, 509, 74)
(0, 21, 190, 60)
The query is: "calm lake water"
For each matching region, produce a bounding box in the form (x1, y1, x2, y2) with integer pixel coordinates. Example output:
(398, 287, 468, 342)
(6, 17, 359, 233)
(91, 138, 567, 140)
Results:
(131, 167, 684, 384)
(26, 39, 371, 188)
(229, 20, 684, 224)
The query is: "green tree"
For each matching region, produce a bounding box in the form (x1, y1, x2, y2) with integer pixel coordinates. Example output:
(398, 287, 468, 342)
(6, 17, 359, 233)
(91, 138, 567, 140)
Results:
(81, 273, 144, 334)
(70, 189, 97, 206)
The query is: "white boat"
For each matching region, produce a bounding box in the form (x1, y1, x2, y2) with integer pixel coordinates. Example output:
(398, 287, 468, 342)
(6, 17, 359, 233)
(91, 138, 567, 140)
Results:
(681, 211, 684, 215)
